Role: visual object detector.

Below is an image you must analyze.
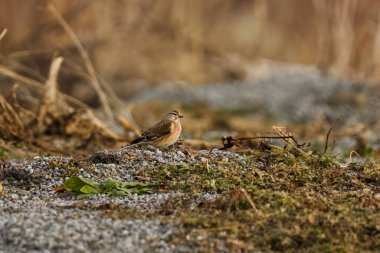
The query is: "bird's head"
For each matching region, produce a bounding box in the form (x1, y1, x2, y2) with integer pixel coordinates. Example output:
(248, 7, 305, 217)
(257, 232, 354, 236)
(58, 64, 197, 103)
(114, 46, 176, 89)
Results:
(163, 110, 183, 121)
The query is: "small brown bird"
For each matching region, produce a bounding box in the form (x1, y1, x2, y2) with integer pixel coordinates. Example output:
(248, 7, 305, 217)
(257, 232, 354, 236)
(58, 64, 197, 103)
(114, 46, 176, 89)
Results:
(130, 110, 183, 148)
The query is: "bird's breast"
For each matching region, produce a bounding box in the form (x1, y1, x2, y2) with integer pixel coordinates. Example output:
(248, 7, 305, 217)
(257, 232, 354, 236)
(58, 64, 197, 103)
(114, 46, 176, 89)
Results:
(156, 120, 181, 147)
(172, 120, 182, 139)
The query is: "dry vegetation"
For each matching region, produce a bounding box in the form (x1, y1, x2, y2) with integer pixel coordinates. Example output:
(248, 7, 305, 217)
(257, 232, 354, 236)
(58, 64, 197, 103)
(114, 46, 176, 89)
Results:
(1, 2, 380, 252)
(1, 0, 380, 155)
(133, 149, 379, 252)
(2, 0, 380, 85)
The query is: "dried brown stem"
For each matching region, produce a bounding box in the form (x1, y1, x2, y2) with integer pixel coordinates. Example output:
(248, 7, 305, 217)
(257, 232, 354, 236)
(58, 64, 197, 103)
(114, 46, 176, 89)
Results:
(47, 4, 140, 135)
(117, 116, 141, 136)
(220, 135, 300, 150)
(47, 3, 113, 120)
(324, 127, 333, 154)
(37, 56, 72, 132)
(349, 150, 361, 163)
(0, 95, 24, 133)
(272, 126, 307, 154)
(0, 28, 7, 41)
(239, 188, 261, 215)
(0, 65, 90, 109)
(0, 139, 29, 157)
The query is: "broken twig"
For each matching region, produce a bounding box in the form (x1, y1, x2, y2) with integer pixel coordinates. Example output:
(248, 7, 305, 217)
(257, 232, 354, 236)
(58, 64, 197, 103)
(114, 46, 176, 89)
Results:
(220, 135, 298, 150)
(324, 126, 333, 154)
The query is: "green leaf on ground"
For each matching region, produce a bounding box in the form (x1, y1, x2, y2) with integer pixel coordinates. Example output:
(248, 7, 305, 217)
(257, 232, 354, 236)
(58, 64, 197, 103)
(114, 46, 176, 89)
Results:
(102, 178, 119, 192)
(64, 176, 101, 195)
(80, 184, 101, 194)
(63, 176, 159, 198)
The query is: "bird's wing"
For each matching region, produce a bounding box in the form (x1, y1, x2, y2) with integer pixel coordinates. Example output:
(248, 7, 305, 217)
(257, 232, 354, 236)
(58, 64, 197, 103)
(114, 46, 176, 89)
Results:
(130, 120, 173, 144)
(141, 120, 173, 139)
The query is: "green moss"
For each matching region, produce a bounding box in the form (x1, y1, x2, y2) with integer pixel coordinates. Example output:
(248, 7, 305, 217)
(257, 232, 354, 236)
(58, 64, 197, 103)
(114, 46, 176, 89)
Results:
(0, 146, 5, 157)
(137, 162, 265, 193)
(133, 147, 380, 252)
(168, 187, 379, 252)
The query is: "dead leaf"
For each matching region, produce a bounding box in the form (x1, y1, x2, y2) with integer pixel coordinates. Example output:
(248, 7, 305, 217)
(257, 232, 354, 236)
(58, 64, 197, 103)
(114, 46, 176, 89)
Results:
(53, 184, 66, 192)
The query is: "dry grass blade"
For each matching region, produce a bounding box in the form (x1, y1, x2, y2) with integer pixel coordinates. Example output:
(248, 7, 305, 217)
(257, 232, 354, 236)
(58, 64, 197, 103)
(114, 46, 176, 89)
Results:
(0, 65, 89, 109)
(37, 56, 73, 133)
(64, 109, 123, 141)
(47, 3, 113, 121)
(0, 55, 47, 83)
(239, 188, 261, 215)
(0, 28, 7, 41)
(349, 150, 361, 163)
(117, 116, 141, 136)
(324, 126, 333, 154)
(0, 65, 42, 88)
(9, 84, 38, 119)
(0, 96, 23, 130)
(0, 139, 29, 157)
(47, 4, 140, 135)
(45, 57, 63, 99)
(272, 126, 307, 154)
(0, 95, 26, 139)
(36, 57, 122, 143)
(1, 56, 123, 152)
(0, 95, 24, 130)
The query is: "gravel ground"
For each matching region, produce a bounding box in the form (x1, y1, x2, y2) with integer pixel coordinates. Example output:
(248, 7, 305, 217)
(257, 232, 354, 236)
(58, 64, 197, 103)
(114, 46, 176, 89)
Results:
(0, 147, 249, 253)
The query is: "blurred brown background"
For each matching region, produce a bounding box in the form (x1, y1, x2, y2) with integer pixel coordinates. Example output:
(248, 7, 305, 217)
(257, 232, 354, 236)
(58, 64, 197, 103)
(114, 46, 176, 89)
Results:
(1, 0, 380, 87)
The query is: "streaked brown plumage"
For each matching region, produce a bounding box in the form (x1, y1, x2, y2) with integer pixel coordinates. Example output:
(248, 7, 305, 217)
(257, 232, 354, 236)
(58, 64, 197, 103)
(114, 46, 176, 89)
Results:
(130, 110, 183, 148)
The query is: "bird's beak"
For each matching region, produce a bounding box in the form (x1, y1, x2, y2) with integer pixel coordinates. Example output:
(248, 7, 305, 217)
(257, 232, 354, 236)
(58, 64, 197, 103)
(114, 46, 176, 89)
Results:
(179, 114, 184, 118)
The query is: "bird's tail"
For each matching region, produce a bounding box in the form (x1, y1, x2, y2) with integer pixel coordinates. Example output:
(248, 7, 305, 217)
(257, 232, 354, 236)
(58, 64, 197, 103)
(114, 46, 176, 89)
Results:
(130, 136, 147, 145)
